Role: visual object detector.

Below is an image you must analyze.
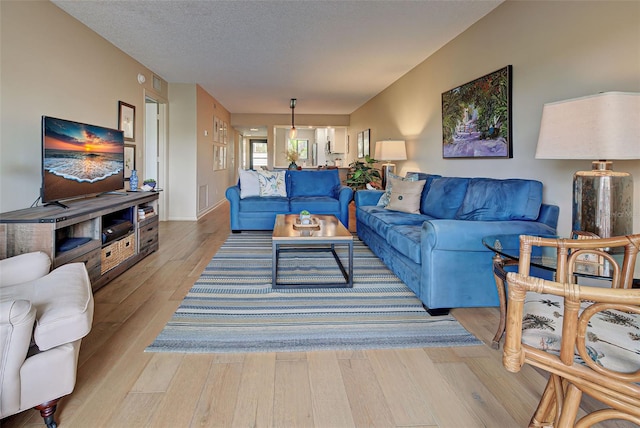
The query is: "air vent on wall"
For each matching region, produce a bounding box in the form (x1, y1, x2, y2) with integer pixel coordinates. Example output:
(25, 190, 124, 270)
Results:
(152, 75, 162, 91)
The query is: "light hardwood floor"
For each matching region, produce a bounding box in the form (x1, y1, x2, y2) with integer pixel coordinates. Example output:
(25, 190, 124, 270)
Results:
(2, 203, 631, 428)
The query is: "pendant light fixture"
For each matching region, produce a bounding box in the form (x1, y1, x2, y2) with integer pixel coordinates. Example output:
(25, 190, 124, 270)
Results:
(289, 98, 297, 139)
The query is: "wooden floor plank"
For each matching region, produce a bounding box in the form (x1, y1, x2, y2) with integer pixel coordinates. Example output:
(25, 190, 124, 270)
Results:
(307, 352, 356, 428)
(273, 360, 314, 427)
(231, 353, 277, 428)
(338, 358, 396, 427)
(435, 361, 521, 427)
(366, 348, 437, 426)
(191, 362, 244, 427)
(397, 348, 485, 428)
(146, 354, 214, 427)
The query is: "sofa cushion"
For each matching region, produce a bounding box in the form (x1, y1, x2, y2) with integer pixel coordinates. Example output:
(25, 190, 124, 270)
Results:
(385, 178, 426, 214)
(257, 170, 287, 197)
(290, 196, 340, 214)
(239, 196, 289, 212)
(238, 168, 261, 199)
(358, 205, 431, 240)
(455, 178, 543, 221)
(422, 177, 470, 219)
(288, 169, 340, 198)
(377, 172, 418, 207)
(387, 225, 422, 264)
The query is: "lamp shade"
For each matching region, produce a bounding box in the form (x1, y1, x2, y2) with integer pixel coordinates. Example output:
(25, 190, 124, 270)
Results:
(535, 92, 640, 160)
(374, 140, 407, 161)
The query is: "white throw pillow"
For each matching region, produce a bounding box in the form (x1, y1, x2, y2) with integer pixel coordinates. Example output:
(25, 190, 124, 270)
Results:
(257, 170, 287, 197)
(238, 168, 260, 199)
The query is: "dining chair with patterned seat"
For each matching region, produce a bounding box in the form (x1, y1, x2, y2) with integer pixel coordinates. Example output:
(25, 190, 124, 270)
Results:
(503, 233, 640, 427)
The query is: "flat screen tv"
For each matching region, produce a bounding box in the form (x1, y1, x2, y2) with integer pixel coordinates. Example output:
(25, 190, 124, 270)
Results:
(42, 116, 125, 206)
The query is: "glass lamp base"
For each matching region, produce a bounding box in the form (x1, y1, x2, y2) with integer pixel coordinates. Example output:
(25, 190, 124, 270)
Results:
(381, 163, 395, 189)
(573, 161, 633, 238)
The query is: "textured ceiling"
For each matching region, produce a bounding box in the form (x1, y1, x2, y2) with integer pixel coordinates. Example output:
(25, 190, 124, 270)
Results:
(52, 0, 502, 115)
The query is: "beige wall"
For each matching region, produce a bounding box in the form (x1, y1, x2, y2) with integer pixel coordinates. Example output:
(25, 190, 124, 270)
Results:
(350, 0, 640, 236)
(0, 1, 168, 213)
(196, 85, 233, 218)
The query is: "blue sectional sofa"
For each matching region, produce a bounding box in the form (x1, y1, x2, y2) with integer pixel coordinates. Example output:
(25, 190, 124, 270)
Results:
(355, 173, 559, 313)
(226, 169, 354, 232)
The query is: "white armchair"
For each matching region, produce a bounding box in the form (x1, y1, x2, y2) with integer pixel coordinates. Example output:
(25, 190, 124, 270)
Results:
(0, 252, 94, 428)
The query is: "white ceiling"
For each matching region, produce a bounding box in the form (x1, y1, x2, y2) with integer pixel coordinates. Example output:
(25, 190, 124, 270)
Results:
(52, 0, 502, 115)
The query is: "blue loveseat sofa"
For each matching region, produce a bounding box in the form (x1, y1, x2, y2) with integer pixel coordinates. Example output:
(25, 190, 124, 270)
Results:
(355, 173, 559, 313)
(226, 169, 353, 232)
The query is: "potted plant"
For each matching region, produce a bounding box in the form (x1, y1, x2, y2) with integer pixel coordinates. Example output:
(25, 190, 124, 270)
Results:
(143, 178, 157, 190)
(345, 155, 381, 190)
(299, 209, 311, 224)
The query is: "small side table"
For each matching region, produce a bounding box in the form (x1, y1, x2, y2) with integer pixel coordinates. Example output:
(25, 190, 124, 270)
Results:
(488, 251, 518, 349)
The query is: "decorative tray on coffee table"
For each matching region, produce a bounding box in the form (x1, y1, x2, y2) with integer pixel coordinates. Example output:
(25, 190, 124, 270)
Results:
(293, 217, 320, 230)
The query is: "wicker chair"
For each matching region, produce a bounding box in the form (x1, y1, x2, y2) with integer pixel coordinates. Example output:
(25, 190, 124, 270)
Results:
(503, 234, 640, 427)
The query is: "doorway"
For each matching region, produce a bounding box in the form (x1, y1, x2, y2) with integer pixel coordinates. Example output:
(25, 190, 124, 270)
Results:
(145, 95, 167, 220)
(250, 139, 268, 170)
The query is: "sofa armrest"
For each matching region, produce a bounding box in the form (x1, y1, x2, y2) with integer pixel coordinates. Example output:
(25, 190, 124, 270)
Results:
(225, 186, 242, 231)
(421, 219, 557, 252)
(354, 189, 383, 207)
(337, 186, 354, 205)
(0, 299, 36, 415)
(537, 204, 559, 230)
(0, 252, 51, 287)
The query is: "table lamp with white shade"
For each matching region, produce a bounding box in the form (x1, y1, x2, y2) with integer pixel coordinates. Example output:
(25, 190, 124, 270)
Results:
(374, 140, 407, 188)
(535, 91, 640, 237)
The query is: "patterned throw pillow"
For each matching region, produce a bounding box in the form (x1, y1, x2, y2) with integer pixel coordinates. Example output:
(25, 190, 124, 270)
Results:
(257, 170, 287, 197)
(377, 172, 418, 207)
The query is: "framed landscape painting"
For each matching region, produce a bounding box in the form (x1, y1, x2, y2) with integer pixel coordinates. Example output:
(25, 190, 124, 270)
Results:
(441, 65, 512, 159)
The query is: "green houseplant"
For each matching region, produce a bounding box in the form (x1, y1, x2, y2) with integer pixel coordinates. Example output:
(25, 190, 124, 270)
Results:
(143, 178, 157, 189)
(345, 155, 382, 190)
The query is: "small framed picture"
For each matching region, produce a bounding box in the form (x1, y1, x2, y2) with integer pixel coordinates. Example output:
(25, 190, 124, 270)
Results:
(357, 132, 364, 158)
(118, 101, 135, 141)
(213, 116, 220, 142)
(363, 129, 370, 157)
(124, 144, 135, 180)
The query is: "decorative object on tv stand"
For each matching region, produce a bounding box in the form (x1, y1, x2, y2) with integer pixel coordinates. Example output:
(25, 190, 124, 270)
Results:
(374, 140, 407, 189)
(143, 178, 156, 190)
(289, 98, 297, 139)
(129, 169, 138, 191)
(535, 91, 640, 238)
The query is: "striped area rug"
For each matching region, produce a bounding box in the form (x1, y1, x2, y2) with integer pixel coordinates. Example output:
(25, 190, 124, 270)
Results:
(146, 232, 482, 353)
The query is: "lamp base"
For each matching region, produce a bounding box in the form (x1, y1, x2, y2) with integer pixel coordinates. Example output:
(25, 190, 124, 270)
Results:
(380, 163, 396, 189)
(572, 161, 633, 238)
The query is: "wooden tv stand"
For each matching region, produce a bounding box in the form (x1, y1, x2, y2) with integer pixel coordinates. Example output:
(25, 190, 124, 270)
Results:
(0, 192, 159, 291)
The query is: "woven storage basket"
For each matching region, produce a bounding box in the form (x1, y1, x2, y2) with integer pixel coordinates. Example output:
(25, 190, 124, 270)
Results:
(101, 240, 121, 274)
(101, 234, 136, 274)
(120, 234, 136, 261)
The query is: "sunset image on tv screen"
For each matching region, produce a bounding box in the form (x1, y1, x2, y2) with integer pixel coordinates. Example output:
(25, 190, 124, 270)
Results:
(42, 116, 125, 202)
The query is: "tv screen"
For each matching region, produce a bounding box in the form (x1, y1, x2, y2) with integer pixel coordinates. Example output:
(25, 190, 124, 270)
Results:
(42, 116, 125, 204)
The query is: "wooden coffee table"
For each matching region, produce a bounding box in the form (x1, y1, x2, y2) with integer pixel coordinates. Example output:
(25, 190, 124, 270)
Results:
(272, 214, 353, 288)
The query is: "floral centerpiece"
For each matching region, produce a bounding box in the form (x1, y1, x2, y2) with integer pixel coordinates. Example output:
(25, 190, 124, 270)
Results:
(286, 149, 300, 170)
